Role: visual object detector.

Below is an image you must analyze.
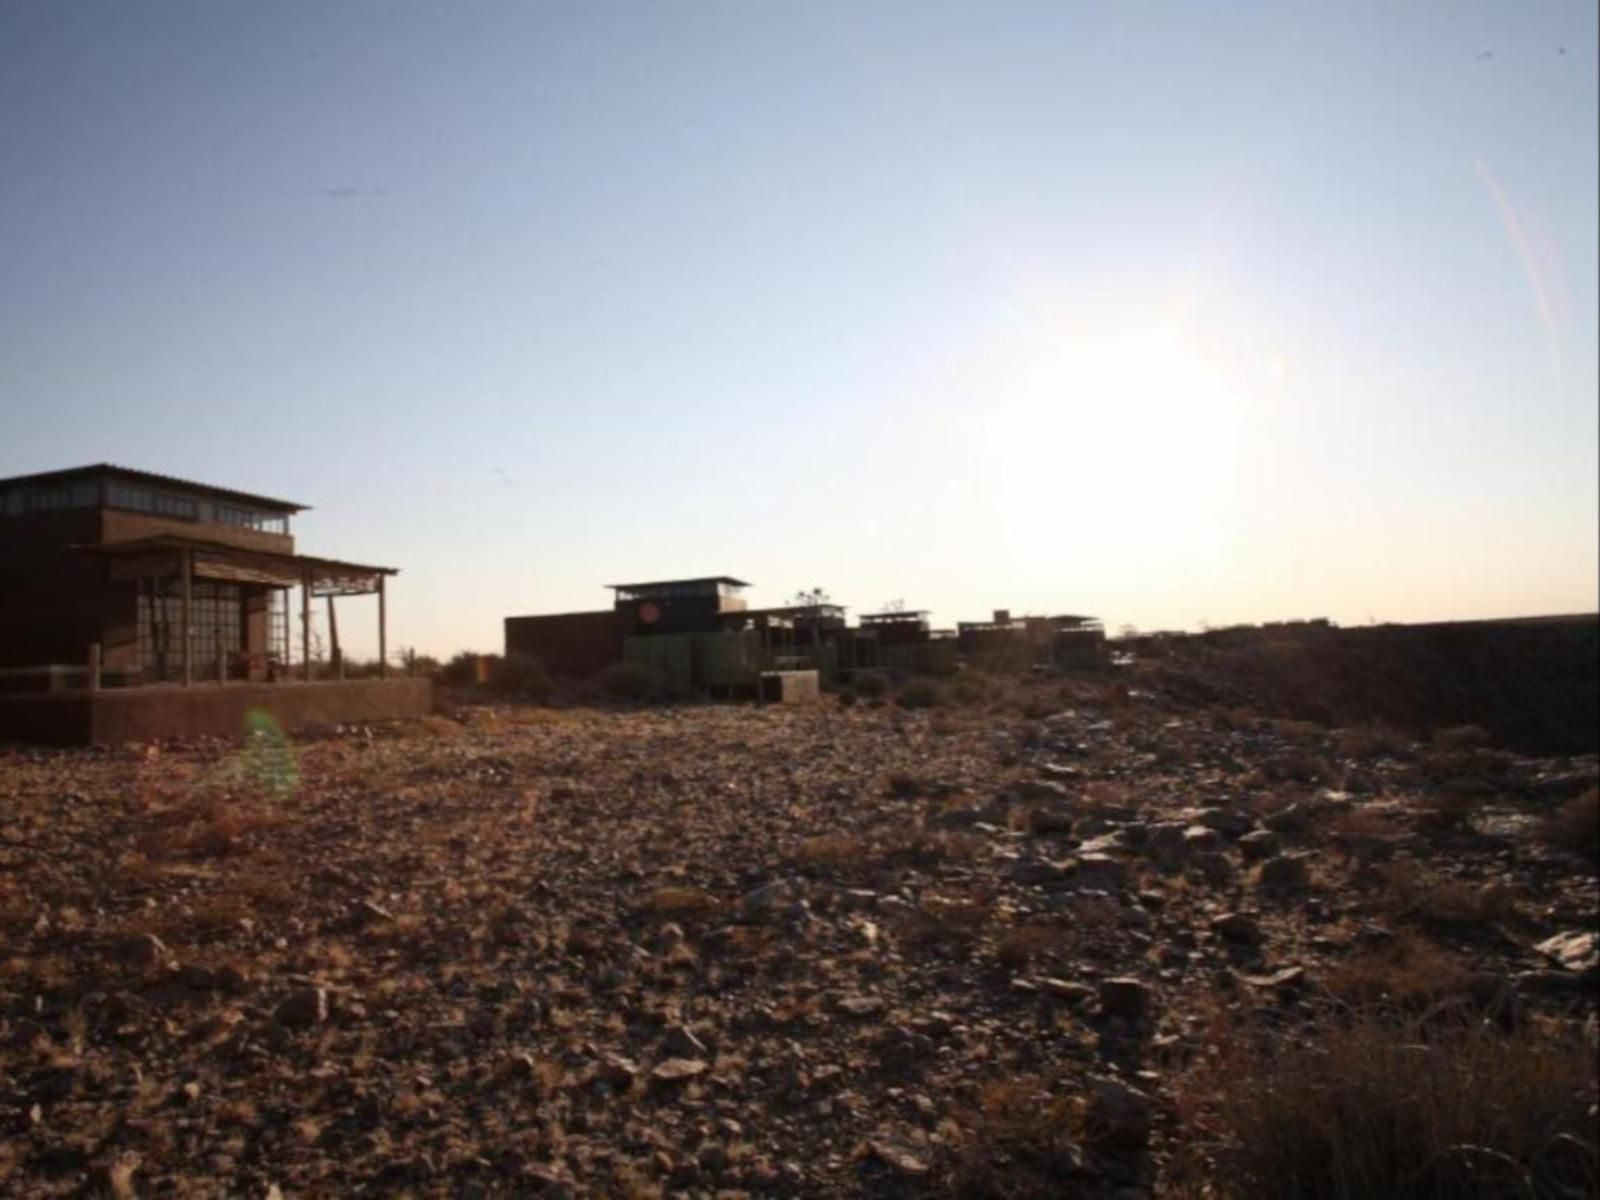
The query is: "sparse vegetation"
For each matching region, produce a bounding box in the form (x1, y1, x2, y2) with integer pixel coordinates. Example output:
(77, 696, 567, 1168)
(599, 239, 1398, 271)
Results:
(1179, 1010, 1598, 1200)
(0, 672, 1591, 1197)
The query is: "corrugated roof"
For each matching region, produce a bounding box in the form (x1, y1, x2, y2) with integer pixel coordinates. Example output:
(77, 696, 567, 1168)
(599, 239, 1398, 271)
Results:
(0, 464, 309, 512)
(72, 533, 396, 577)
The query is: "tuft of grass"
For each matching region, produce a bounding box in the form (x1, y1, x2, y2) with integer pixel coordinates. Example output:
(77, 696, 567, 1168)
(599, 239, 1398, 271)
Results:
(1321, 934, 1472, 1013)
(940, 1075, 1085, 1198)
(1375, 861, 1519, 928)
(1179, 1010, 1598, 1200)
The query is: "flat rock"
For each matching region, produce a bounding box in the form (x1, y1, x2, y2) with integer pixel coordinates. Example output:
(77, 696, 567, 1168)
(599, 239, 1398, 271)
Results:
(274, 986, 329, 1028)
(650, 1057, 710, 1085)
(1098, 976, 1150, 1020)
(1535, 930, 1598, 974)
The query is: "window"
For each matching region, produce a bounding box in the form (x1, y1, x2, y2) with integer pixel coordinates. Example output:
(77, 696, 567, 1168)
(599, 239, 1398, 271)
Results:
(137, 579, 243, 679)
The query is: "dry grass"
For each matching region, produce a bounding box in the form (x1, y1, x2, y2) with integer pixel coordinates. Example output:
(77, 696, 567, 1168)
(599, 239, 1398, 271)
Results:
(940, 1074, 1086, 1198)
(1376, 862, 1520, 928)
(1320, 934, 1473, 1013)
(992, 922, 1073, 971)
(1179, 1011, 1598, 1200)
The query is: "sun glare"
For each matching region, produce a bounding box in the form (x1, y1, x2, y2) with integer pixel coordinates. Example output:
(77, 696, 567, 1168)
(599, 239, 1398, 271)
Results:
(968, 318, 1245, 574)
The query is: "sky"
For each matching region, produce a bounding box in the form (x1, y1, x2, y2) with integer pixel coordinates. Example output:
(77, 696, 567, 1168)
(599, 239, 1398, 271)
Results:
(1, 1, 1595, 658)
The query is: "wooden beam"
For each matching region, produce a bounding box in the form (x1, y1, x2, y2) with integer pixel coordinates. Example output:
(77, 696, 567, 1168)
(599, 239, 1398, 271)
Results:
(377, 575, 388, 678)
(181, 549, 193, 686)
(301, 570, 312, 681)
(326, 593, 342, 679)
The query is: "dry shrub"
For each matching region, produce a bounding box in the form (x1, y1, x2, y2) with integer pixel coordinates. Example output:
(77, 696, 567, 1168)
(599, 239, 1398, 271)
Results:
(1336, 724, 1414, 760)
(886, 829, 983, 867)
(942, 1075, 1085, 1198)
(1181, 1012, 1598, 1199)
(1322, 934, 1473, 1012)
(900, 894, 990, 953)
(1211, 706, 1261, 733)
(851, 670, 891, 700)
(1412, 789, 1477, 834)
(793, 834, 868, 870)
(1376, 861, 1519, 927)
(993, 922, 1072, 971)
(1539, 787, 1599, 863)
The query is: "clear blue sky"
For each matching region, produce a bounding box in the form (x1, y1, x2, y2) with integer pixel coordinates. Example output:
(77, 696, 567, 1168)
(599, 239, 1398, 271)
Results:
(2, 1, 1595, 656)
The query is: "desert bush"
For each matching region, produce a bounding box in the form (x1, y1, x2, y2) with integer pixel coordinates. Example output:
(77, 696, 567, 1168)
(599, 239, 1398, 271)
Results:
(1375, 861, 1519, 927)
(793, 834, 868, 871)
(1337, 724, 1414, 761)
(897, 678, 950, 710)
(438, 651, 491, 688)
(1539, 787, 1599, 863)
(941, 1074, 1085, 1198)
(851, 670, 890, 699)
(993, 922, 1072, 970)
(949, 671, 998, 708)
(596, 661, 660, 701)
(488, 651, 553, 701)
(1181, 1011, 1598, 1200)
(1321, 933, 1472, 1012)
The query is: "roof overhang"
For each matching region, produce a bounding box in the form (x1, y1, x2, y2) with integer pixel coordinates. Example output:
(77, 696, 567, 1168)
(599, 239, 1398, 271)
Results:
(72, 535, 396, 594)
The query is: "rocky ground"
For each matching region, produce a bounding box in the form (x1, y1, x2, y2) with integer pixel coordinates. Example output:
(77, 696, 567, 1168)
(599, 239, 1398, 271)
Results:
(0, 678, 1595, 1198)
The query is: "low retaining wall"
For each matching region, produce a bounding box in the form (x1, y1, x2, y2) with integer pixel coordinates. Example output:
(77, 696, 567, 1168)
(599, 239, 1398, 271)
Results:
(0, 678, 434, 746)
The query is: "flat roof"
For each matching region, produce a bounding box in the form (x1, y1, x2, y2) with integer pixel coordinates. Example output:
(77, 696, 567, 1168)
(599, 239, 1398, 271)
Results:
(859, 611, 929, 620)
(738, 603, 848, 617)
(0, 464, 309, 513)
(606, 576, 751, 591)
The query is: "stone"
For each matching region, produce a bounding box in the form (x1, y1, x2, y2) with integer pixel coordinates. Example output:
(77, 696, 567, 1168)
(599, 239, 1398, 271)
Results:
(1535, 931, 1598, 975)
(1238, 829, 1281, 861)
(1182, 826, 1223, 852)
(650, 1057, 710, 1085)
(864, 1137, 930, 1177)
(1009, 860, 1074, 887)
(1028, 807, 1075, 834)
(661, 1024, 708, 1058)
(1194, 808, 1252, 836)
(1038, 977, 1096, 1005)
(1145, 822, 1188, 858)
(595, 1054, 640, 1089)
(274, 986, 329, 1028)
(1210, 912, 1263, 945)
(112, 933, 169, 970)
(1259, 854, 1311, 891)
(1084, 1074, 1154, 1150)
(1074, 853, 1129, 889)
(836, 994, 887, 1018)
(1098, 977, 1150, 1020)
(1262, 803, 1310, 833)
